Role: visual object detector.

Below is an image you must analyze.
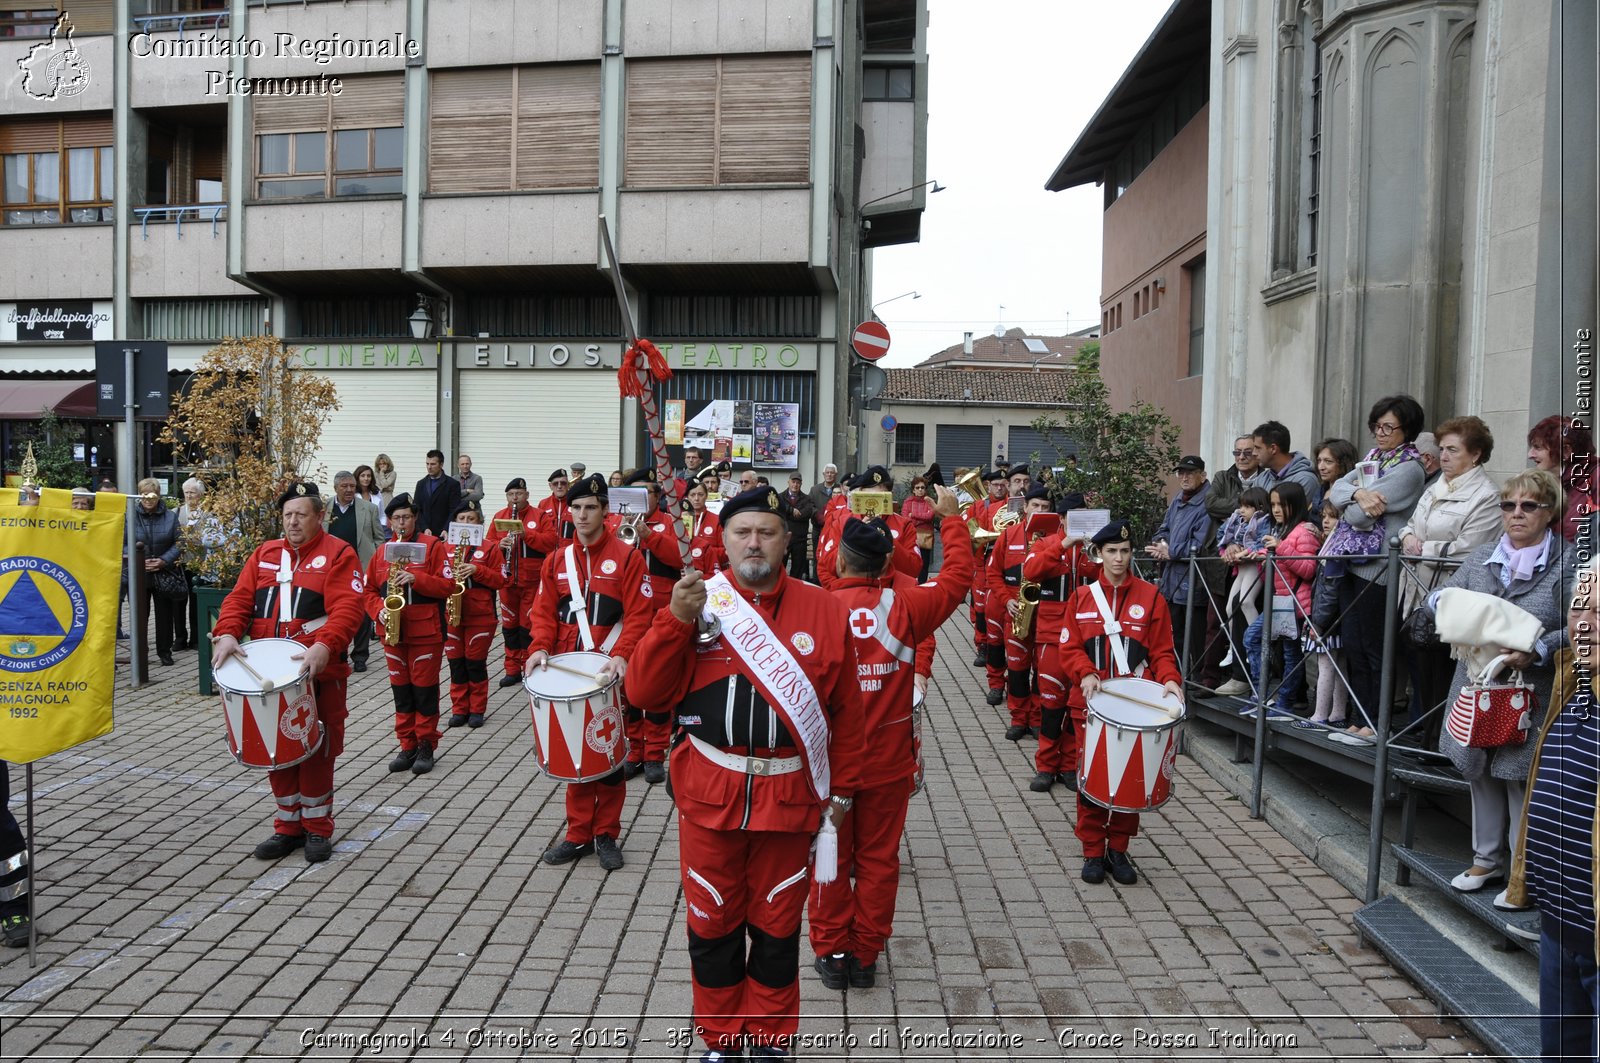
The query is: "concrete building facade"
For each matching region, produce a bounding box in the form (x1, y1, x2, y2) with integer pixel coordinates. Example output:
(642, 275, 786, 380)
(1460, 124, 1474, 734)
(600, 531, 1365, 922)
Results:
(0, 0, 932, 494)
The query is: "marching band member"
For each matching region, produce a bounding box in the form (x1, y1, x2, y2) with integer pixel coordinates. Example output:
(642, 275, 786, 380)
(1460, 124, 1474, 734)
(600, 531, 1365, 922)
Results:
(366, 494, 455, 776)
(974, 468, 1009, 703)
(624, 486, 864, 1062)
(1022, 494, 1099, 791)
(527, 474, 651, 872)
(537, 468, 574, 549)
(1059, 521, 1184, 885)
(442, 500, 506, 729)
(814, 467, 919, 591)
(685, 477, 726, 578)
(988, 485, 1054, 742)
(620, 468, 687, 784)
(809, 492, 973, 992)
(212, 482, 365, 863)
(486, 478, 545, 689)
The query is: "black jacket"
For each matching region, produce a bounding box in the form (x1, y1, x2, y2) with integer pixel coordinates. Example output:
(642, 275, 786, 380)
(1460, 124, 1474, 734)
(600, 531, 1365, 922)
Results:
(412, 474, 463, 537)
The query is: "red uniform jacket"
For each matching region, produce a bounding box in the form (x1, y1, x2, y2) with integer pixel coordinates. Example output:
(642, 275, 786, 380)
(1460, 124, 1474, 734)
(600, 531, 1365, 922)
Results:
(444, 539, 508, 629)
(685, 508, 725, 577)
(364, 532, 455, 642)
(815, 508, 921, 590)
(527, 527, 651, 656)
(987, 519, 1033, 612)
(970, 496, 1002, 596)
(1057, 573, 1182, 709)
(213, 528, 365, 680)
(1022, 530, 1101, 640)
(832, 518, 973, 781)
(535, 494, 574, 550)
(634, 508, 688, 603)
(624, 572, 866, 832)
(485, 503, 546, 591)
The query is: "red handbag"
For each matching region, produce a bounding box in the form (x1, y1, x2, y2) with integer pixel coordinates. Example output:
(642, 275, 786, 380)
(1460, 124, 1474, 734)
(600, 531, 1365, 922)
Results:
(1446, 654, 1536, 749)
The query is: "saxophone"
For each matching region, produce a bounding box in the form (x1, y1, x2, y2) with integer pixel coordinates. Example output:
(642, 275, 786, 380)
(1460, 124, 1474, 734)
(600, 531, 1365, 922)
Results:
(446, 531, 471, 628)
(382, 560, 408, 646)
(1012, 533, 1043, 639)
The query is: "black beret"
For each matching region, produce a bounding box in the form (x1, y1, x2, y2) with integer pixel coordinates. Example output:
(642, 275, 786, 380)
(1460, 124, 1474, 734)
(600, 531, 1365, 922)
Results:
(854, 465, 891, 490)
(623, 467, 657, 486)
(505, 477, 527, 492)
(1091, 519, 1132, 546)
(548, 468, 568, 483)
(451, 498, 482, 520)
(842, 517, 894, 560)
(384, 491, 414, 517)
(1024, 484, 1051, 502)
(1008, 464, 1030, 479)
(983, 468, 1006, 482)
(719, 486, 785, 524)
(1059, 492, 1087, 511)
(566, 474, 608, 504)
(276, 481, 320, 510)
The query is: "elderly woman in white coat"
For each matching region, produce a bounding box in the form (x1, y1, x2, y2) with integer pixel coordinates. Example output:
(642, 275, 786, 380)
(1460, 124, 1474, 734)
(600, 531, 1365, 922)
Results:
(1399, 417, 1504, 728)
(1421, 469, 1570, 895)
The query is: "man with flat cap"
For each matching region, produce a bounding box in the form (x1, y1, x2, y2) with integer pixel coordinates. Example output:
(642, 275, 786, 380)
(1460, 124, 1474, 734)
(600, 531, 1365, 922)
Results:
(1146, 455, 1215, 672)
(442, 498, 506, 728)
(1023, 492, 1099, 791)
(626, 485, 865, 1062)
(619, 467, 688, 783)
(1060, 520, 1183, 885)
(809, 491, 972, 993)
(526, 474, 651, 871)
(212, 482, 365, 864)
(487, 478, 545, 688)
(987, 483, 1056, 742)
(366, 493, 456, 775)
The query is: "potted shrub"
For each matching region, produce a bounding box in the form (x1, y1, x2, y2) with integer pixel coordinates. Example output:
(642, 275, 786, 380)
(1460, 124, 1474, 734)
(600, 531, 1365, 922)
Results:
(159, 337, 339, 694)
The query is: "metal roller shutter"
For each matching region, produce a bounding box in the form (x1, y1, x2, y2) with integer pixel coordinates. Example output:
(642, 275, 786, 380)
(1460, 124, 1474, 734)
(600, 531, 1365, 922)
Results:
(457, 374, 621, 499)
(1006, 425, 1078, 471)
(934, 424, 991, 471)
(312, 372, 438, 485)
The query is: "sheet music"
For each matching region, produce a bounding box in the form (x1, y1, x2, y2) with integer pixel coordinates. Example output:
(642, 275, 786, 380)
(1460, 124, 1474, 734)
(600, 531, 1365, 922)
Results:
(1066, 508, 1111, 539)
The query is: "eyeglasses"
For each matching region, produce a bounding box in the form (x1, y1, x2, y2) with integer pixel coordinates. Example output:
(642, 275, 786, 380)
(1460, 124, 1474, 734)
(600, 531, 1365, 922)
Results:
(1371, 422, 1402, 435)
(1499, 500, 1553, 514)
(1232, 449, 1253, 457)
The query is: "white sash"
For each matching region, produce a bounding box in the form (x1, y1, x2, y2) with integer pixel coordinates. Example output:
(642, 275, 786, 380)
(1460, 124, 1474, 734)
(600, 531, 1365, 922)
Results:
(1087, 580, 1136, 677)
(563, 544, 620, 655)
(862, 589, 915, 664)
(276, 548, 295, 623)
(703, 571, 831, 800)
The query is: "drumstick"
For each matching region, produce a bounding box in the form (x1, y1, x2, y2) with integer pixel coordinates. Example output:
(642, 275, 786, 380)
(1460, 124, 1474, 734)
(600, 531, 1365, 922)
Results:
(538, 659, 605, 685)
(230, 648, 276, 695)
(1096, 687, 1183, 720)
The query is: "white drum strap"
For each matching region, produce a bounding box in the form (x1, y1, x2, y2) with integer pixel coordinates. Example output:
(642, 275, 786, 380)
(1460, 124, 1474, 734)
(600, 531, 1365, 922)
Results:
(1087, 581, 1132, 677)
(562, 545, 620, 655)
(866, 589, 916, 664)
(276, 548, 295, 623)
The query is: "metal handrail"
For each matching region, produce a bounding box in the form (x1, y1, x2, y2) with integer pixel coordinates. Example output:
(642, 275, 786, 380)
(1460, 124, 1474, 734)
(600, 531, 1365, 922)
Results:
(130, 12, 229, 37)
(134, 204, 226, 240)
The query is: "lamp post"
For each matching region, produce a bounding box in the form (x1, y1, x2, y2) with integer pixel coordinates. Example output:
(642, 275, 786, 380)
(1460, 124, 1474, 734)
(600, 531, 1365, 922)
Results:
(407, 297, 433, 341)
(872, 290, 920, 316)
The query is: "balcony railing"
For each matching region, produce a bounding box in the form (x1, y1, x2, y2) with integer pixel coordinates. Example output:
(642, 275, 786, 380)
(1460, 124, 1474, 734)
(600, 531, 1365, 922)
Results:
(130, 11, 229, 37)
(134, 204, 226, 239)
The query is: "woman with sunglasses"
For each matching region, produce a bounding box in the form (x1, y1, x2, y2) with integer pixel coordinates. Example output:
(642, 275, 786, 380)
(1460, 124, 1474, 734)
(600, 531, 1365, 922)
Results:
(1324, 395, 1429, 736)
(1417, 469, 1568, 897)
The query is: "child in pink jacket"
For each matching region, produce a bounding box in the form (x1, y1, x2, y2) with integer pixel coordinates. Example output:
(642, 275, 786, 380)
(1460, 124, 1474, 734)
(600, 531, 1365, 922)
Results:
(1243, 482, 1323, 715)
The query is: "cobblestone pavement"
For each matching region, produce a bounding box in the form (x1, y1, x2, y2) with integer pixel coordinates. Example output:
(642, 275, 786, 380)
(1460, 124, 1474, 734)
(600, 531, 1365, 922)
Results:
(0, 613, 1485, 1061)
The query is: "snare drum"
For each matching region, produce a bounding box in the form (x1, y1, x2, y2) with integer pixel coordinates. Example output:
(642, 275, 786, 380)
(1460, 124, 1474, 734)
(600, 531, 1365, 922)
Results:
(214, 638, 322, 770)
(525, 651, 629, 783)
(1078, 677, 1184, 813)
(910, 687, 927, 795)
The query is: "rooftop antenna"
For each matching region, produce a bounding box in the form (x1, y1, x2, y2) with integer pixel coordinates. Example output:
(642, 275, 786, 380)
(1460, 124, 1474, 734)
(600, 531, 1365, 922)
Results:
(993, 304, 1005, 339)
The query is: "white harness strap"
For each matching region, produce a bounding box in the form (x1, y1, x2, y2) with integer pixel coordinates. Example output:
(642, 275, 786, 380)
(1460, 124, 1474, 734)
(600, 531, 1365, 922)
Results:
(1087, 580, 1132, 677)
(864, 589, 916, 664)
(276, 548, 295, 623)
(563, 544, 620, 654)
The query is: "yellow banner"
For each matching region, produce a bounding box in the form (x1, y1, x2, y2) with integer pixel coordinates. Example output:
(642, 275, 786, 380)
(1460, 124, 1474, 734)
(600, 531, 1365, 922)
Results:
(0, 490, 127, 763)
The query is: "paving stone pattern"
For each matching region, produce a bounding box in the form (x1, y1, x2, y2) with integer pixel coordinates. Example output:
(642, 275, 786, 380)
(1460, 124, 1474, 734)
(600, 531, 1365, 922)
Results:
(0, 612, 1486, 1060)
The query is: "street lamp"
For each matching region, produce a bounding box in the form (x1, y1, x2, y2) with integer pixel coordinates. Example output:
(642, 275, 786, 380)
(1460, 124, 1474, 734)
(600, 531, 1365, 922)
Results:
(859, 180, 944, 232)
(407, 296, 433, 340)
(872, 290, 920, 314)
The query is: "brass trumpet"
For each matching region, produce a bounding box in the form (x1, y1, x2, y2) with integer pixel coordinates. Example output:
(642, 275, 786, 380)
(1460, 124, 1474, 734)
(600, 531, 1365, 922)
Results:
(617, 511, 647, 547)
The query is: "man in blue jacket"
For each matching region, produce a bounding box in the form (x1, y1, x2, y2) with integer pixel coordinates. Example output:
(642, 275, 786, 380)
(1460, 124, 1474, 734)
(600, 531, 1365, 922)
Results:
(1145, 455, 1216, 674)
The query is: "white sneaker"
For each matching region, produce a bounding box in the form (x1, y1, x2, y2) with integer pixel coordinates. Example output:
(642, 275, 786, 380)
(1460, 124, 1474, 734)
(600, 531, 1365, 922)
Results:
(1215, 679, 1251, 696)
(1492, 888, 1533, 912)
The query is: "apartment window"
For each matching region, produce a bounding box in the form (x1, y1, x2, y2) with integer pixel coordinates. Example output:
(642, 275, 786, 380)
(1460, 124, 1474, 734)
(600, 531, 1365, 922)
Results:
(430, 64, 601, 194)
(1, 1, 110, 37)
(1269, 8, 1322, 276)
(894, 423, 924, 466)
(252, 75, 402, 201)
(1187, 256, 1206, 377)
(0, 117, 112, 224)
(863, 65, 914, 101)
(625, 55, 811, 188)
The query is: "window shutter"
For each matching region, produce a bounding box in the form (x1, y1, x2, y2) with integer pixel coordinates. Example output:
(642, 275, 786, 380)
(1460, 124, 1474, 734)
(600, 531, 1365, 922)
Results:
(330, 74, 405, 129)
(429, 69, 513, 193)
(624, 58, 717, 187)
(515, 64, 600, 189)
(60, 115, 112, 146)
(718, 55, 810, 184)
(0, 119, 62, 154)
(66, 0, 111, 34)
(253, 94, 330, 134)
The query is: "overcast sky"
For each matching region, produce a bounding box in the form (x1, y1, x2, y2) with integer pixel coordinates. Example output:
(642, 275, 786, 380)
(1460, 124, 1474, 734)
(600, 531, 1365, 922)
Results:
(870, 1, 1174, 367)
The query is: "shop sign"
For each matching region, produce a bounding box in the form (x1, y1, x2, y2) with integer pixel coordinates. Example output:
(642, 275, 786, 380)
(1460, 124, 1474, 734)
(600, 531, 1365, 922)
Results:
(2, 301, 113, 343)
(298, 342, 439, 370)
(458, 340, 819, 372)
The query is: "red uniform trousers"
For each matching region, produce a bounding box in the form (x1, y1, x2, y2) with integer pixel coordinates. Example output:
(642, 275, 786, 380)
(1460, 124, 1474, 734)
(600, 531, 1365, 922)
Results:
(270, 676, 346, 839)
(988, 596, 1038, 729)
(384, 636, 444, 750)
(445, 621, 496, 721)
(980, 574, 1005, 691)
(807, 774, 914, 966)
(624, 695, 671, 766)
(1033, 642, 1079, 775)
(499, 580, 540, 677)
(1071, 702, 1139, 855)
(679, 816, 813, 1053)
(969, 587, 987, 653)
(564, 769, 626, 846)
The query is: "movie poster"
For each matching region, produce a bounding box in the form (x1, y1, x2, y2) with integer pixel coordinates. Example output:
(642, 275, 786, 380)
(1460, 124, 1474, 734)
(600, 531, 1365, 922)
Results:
(752, 403, 800, 470)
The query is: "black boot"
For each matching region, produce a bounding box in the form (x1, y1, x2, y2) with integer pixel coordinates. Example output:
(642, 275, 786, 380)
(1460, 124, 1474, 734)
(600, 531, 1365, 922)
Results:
(411, 742, 435, 774)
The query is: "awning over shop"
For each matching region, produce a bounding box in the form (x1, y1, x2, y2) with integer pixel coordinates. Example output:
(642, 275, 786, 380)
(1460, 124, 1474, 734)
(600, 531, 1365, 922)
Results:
(0, 379, 98, 419)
